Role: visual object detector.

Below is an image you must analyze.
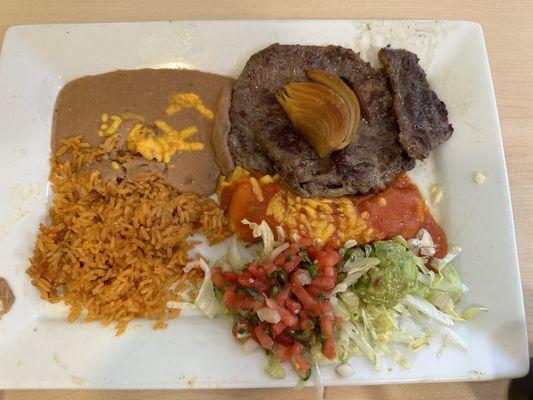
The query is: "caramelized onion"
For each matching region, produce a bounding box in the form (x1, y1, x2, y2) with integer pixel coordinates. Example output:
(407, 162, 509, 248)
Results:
(276, 69, 361, 158)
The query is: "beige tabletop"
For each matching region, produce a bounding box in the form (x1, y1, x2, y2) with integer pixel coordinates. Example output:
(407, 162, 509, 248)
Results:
(1, 0, 531, 399)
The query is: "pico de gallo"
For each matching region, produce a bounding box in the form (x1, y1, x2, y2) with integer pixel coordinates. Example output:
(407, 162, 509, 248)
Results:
(211, 239, 343, 379)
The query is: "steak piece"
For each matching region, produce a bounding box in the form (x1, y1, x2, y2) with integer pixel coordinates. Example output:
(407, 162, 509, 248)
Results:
(228, 44, 414, 197)
(378, 48, 453, 160)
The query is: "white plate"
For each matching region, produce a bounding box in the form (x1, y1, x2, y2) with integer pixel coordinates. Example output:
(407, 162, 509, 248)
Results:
(0, 20, 528, 389)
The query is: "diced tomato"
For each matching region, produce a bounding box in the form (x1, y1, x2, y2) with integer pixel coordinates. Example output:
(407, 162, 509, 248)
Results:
(299, 311, 315, 331)
(274, 242, 301, 264)
(320, 314, 337, 360)
(272, 342, 292, 362)
(306, 286, 325, 298)
(222, 288, 237, 310)
(288, 242, 301, 254)
(274, 330, 294, 346)
(274, 253, 287, 266)
(322, 336, 336, 360)
(263, 261, 277, 275)
(271, 321, 286, 336)
(291, 342, 311, 377)
(254, 324, 274, 350)
(334, 315, 343, 327)
(306, 245, 322, 260)
(314, 248, 342, 270)
(230, 291, 258, 311)
(320, 300, 333, 317)
(311, 276, 336, 291)
(298, 237, 313, 247)
(283, 255, 302, 274)
(274, 283, 292, 306)
(222, 271, 239, 284)
(237, 272, 254, 288)
(265, 297, 298, 327)
(291, 283, 322, 315)
(285, 298, 302, 315)
(252, 278, 271, 294)
(247, 261, 267, 280)
(321, 264, 336, 278)
(236, 271, 270, 294)
(211, 267, 226, 289)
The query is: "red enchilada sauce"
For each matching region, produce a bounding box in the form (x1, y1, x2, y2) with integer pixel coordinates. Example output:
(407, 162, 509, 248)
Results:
(220, 172, 447, 258)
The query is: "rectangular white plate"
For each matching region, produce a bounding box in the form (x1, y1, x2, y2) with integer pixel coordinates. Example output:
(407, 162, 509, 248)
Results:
(0, 20, 528, 389)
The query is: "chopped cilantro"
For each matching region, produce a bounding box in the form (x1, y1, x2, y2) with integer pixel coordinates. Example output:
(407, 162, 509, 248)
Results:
(299, 250, 318, 279)
(245, 287, 258, 298)
(213, 286, 223, 300)
(269, 269, 288, 283)
(271, 285, 282, 297)
(249, 314, 260, 325)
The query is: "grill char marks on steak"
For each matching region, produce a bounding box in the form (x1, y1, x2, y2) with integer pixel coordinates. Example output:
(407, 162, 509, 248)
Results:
(228, 44, 414, 197)
(378, 48, 453, 160)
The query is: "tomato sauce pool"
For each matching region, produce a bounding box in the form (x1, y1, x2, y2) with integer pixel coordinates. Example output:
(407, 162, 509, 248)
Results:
(220, 172, 447, 258)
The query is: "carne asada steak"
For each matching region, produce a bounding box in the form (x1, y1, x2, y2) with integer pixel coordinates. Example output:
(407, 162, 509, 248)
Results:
(228, 44, 414, 197)
(378, 48, 453, 160)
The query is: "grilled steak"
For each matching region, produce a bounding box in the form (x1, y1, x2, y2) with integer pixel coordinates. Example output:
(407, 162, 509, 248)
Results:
(228, 44, 414, 197)
(378, 48, 453, 160)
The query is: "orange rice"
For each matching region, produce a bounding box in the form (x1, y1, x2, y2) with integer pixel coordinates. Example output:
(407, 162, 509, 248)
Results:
(27, 136, 231, 334)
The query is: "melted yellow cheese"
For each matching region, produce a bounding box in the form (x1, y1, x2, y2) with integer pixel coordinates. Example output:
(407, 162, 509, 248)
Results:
(99, 113, 122, 137)
(264, 179, 369, 244)
(165, 93, 214, 120)
(126, 120, 204, 163)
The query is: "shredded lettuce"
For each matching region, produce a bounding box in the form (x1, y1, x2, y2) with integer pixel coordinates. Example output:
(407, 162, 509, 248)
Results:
(332, 249, 379, 295)
(265, 352, 286, 379)
(188, 259, 219, 319)
(228, 234, 251, 272)
(430, 246, 462, 271)
(241, 219, 275, 259)
(403, 294, 454, 326)
(167, 259, 219, 319)
(461, 306, 489, 320)
(333, 233, 485, 373)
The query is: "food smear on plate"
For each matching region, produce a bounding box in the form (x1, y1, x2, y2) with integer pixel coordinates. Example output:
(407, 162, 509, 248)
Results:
(218, 168, 447, 257)
(0, 277, 15, 317)
(52, 68, 235, 195)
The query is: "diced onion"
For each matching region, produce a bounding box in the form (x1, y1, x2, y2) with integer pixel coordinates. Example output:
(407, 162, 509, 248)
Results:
(275, 226, 286, 246)
(343, 239, 357, 249)
(257, 307, 281, 324)
(271, 242, 290, 260)
(336, 363, 355, 377)
(293, 269, 312, 286)
(243, 338, 259, 354)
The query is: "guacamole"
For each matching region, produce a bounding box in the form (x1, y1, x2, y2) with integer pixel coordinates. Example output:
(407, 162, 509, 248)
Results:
(355, 240, 419, 307)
